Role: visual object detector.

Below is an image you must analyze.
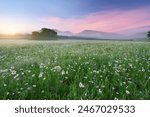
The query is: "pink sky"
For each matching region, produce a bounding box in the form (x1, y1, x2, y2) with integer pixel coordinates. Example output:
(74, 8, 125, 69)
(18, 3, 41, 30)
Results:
(41, 7, 150, 33)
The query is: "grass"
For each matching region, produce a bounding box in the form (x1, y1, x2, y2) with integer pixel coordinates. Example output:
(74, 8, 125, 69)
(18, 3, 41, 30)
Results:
(0, 40, 150, 100)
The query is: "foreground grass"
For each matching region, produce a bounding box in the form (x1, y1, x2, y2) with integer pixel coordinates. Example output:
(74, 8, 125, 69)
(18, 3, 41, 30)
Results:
(0, 40, 150, 100)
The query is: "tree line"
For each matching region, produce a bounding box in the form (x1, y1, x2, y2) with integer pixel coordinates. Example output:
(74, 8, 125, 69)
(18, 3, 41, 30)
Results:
(32, 28, 150, 41)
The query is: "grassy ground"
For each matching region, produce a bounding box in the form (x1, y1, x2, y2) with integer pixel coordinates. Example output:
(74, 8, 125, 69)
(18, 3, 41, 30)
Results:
(0, 40, 150, 100)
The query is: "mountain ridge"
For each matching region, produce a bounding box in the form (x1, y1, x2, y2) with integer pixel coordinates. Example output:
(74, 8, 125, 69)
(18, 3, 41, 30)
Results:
(55, 29, 147, 40)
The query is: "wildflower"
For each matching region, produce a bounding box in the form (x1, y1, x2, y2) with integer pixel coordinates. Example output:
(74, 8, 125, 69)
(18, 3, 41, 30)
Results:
(66, 70, 68, 74)
(129, 63, 133, 68)
(112, 87, 115, 90)
(6, 92, 9, 95)
(89, 81, 94, 84)
(126, 90, 130, 95)
(0, 69, 8, 73)
(101, 85, 105, 88)
(11, 70, 16, 75)
(40, 63, 45, 68)
(11, 66, 15, 69)
(14, 74, 19, 79)
(32, 74, 35, 77)
(4, 84, 7, 87)
(84, 76, 87, 79)
(93, 70, 99, 74)
(33, 85, 36, 88)
(98, 89, 102, 94)
(38, 72, 43, 78)
(25, 83, 29, 86)
(43, 78, 46, 80)
(114, 97, 118, 100)
(21, 72, 24, 75)
(27, 87, 31, 90)
(96, 86, 99, 88)
(53, 66, 62, 72)
(61, 70, 65, 75)
(79, 82, 85, 88)
(142, 68, 145, 72)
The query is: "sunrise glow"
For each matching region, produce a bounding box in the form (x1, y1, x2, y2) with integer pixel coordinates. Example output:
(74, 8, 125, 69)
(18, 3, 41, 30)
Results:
(0, 0, 149, 34)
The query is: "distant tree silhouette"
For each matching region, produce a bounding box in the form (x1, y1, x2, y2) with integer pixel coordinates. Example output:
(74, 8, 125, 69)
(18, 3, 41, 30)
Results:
(147, 31, 150, 41)
(32, 31, 40, 39)
(32, 28, 57, 40)
(40, 28, 57, 37)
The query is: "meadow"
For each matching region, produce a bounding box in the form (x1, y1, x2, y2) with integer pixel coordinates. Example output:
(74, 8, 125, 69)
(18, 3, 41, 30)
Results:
(0, 40, 150, 100)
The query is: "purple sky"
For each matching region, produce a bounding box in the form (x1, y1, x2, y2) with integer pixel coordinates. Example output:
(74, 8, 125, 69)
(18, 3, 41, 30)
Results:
(0, 0, 150, 34)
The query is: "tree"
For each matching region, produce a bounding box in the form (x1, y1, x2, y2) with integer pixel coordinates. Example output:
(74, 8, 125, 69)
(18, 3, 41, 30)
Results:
(32, 31, 40, 39)
(32, 28, 57, 40)
(147, 31, 150, 40)
(40, 28, 57, 37)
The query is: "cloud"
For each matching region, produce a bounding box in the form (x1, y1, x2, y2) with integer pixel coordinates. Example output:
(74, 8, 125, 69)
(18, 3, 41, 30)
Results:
(41, 7, 150, 33)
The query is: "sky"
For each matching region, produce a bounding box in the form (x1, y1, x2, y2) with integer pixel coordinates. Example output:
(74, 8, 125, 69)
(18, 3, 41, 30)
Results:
(0, 0, 150, 34)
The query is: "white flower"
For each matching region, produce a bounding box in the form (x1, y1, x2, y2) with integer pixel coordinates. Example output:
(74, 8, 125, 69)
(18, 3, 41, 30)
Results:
(32, 74, 35, 77)
(43, 78, 46, 80)
(38, 72, 43, 78)
(21, 72, 24, 75)
(33, 85, 36, 88)
(14, 74, 19, 79)
(25, 83, 29, 86)
(66, 70, 68, 74)
(4, 84, 7, 87)
(126, 90, 130, 95)
(53, 66, 62, 72)
(27, 87, 31, 90)
(89, 81, 94, 84)
(84, 76, 87, 79)
(6, 92, 9, 95)
(79, 82, 85, 88)
(98, 89, 102, 94)
(11, 70, 16, 75)
(11, 66, 15, 69)
(61, 70, 65, 75)
(0, 69, 8, 73)
(41, 90, 45, 93)
(40, 63, 45, 68)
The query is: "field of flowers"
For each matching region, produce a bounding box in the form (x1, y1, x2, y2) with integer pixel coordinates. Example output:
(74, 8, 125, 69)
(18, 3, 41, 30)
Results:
(0, 40, 150, 100)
